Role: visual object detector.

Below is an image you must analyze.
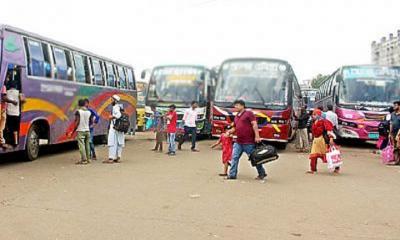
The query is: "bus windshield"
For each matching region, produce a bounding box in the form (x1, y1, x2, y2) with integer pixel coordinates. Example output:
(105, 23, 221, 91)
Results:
(215, 60, 289, 109)
(136, 82, 147, 107)
(147, 66, 205, 104)
(302, 89, 317, 109)
(340, 66, 400, 107)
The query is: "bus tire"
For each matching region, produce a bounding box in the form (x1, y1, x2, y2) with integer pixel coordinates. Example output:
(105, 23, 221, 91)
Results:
(25, 124, 40, 161)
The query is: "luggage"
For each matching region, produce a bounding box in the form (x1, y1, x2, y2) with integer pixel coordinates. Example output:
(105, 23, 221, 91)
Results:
(114, 112, 131, 133)
(249, 144, 279, 166)
(381, 143, 395, 164)
(326, 145, 343, 170)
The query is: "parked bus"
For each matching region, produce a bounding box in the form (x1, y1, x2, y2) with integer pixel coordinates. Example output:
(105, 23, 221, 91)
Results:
(136, 81, 148, 131)
(301, 87, 318, 112)
(0, 25, 137, 160)
(143, 65, 215, 136)
(212, 58, 302, 148)
(315, 65, 400, 140)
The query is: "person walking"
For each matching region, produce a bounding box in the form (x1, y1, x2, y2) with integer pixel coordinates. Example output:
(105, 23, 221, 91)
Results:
(178, 101, 199, 152)
(104, 95, 125, 163)
(227, 100, 267, 180)
(211, 125, 233, 176)
(295, 107, 310, 152)
(69, 99, 92, 165)
(308, 109, 336, 174)
(166, 104, 177, 156)
(389, 101, 400, 165)
(152, 115, 165, 152)
(84, 98, 100, 160)
(325, 104, 338, 130)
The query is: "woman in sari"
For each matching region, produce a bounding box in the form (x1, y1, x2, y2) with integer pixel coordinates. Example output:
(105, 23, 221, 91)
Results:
(308, 109, 337, 174)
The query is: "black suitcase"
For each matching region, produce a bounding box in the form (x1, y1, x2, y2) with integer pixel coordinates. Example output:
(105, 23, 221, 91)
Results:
(249, 144, 279, 166)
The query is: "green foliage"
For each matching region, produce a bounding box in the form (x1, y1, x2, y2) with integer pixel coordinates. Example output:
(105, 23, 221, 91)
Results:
(311, 74, 329, 88)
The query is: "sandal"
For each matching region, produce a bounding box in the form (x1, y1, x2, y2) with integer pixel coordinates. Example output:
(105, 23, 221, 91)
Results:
(102, 159, 114, 164)
(218, 173, 228, 177)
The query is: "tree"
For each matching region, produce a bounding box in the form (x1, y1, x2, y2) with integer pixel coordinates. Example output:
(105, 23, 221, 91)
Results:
(311, 74, 329, 88)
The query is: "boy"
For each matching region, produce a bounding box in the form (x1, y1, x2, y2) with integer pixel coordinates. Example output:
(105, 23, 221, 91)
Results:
(166, 104, 177, 156)
(84, 98, 100, 160)
(69, 99, 92, 164)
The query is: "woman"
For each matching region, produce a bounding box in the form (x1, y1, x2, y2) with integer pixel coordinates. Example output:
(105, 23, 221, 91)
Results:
(308, 109, 337, 174)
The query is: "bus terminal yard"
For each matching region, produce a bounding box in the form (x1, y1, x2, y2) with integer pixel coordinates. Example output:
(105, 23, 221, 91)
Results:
(1, 132, 400, 240)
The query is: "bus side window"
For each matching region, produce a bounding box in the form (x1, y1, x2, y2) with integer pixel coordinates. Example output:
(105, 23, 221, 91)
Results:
(25, 39, 45, 77)
(118, 66, 127, 89)
(73, 53, 86, 83)
(91, 59, 104, 86)
(52, 47, 71, 80)
(41, 43, 52, 78)
(106, 63, 116, 87)
(127, 68, 135, 90)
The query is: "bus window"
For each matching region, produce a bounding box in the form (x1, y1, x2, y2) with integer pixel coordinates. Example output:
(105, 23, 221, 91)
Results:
(41, 43, 52, 78)
(53, 47, 71, 80)
(106, 63, 116, 87)
(25, 39, 45, 77)
(126, 68, 135, 90)
(74, 53, 87, 83)
(117, 66, 127, 89)
(91, 59, 104, 86)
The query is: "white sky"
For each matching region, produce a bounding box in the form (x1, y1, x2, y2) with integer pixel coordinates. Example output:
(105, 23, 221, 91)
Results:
(1, 0, 399, 81)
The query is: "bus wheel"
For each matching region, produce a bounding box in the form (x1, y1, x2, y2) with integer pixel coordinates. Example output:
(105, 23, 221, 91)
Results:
(25, 125, 40, 161)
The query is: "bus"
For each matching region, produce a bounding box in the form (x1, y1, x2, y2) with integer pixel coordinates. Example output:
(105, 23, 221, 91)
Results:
(136, 81, 148, 131)
(301, 87, 318, 112)
(0, 25, 137, 160)
(144, 65, 215, 136)
(315, 65, 399, 140)
(212, 58, 302, 148)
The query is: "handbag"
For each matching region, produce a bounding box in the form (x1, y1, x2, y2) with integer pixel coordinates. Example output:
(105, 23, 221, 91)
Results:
(326, 145, 343, 170)
(249, 143, 279, 166)
(381, 143, 395, 164)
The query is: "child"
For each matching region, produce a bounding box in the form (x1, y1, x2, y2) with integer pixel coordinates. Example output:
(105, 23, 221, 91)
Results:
(152, 115, 165, 152)
(211, 126, 233, 176)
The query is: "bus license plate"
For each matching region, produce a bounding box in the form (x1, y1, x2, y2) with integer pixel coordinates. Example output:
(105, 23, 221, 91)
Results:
(368, 133, 379, 140)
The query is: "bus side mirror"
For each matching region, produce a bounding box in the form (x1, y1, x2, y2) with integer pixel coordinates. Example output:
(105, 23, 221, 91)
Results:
(141, 70, 146, 80)
(336, 74, 343, 82)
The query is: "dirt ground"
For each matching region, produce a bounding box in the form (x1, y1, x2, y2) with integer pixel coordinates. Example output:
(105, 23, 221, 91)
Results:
(0, 132, 399, 240)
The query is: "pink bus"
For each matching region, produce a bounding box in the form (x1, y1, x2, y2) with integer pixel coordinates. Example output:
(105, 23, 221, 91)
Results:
(315, 65, 399, 140)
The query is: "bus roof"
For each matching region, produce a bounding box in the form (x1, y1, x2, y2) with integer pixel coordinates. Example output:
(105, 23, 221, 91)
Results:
(221, 57, 290, 66)
(0, 24, 133, 69)
(152, 65, 208, 70)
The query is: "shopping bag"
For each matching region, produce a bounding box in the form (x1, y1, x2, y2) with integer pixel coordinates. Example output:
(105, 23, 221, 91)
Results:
(381, 143, 395, 164)
(326, 145, 343, 170)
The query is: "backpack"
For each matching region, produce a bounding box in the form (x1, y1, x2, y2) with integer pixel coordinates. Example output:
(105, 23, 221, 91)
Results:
(249, 144, 279, 166)
(114, 111, 131, 133)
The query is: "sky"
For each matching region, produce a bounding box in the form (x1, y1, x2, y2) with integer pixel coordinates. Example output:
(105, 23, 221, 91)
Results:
(1, 0, 399, 82)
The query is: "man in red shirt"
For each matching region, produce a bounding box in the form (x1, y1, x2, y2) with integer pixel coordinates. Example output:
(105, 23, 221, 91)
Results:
(166, 104, 177, 156)
(227, 100, 267, 180)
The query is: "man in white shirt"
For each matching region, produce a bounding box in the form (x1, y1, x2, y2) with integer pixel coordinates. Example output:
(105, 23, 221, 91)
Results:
(325, 104, 338, 129)
(178, 101, 199, 152)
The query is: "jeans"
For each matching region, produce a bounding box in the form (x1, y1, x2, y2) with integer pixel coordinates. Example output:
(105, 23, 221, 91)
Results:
(180, 126, 197, 149)
(168, 133, 176, 153)
(229, 143, 266, 179)
(76, 131, 90, 162)
(89, 128, 96, 158)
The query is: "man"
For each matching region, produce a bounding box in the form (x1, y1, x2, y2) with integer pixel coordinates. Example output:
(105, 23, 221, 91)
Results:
(324, 104, 338, 130)
(295, 107, 310, 152)
(69, 99, 92, 165)
(179, 101, 199, 152)
(166, 104, 177, 156)
(84, 98, 100, 160)
(104, 95, 125, 163)
(0, 72, 17, 149)
(227, 100, 267, 180)
(389, 101, 400, 165)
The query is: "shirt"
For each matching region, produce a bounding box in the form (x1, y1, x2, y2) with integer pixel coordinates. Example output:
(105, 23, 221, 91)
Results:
(311, 119, 333, 138)
(88, 108, 100, 130)
(297, 112, 309, 129)
(75, 108, 91, 132)
(6, 88, 20, 116)
(183, 108, 198, 127)
(390, 112, 400, 135)
(1, 85, 7, 111)
(324, 111, 338, 128)
(234, 110, 256, 144)
(110, 104, 122, 128)
(166, 110, 177, 133)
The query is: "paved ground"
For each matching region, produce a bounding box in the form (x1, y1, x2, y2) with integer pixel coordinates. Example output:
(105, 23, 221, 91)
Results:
(0, 133, 399, 240)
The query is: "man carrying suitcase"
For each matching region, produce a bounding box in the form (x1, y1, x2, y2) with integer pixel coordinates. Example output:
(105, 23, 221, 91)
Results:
(227, 100, 267, 181)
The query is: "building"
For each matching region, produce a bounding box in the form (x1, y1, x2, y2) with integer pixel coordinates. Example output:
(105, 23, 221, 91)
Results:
(371, 30, 400, 66)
